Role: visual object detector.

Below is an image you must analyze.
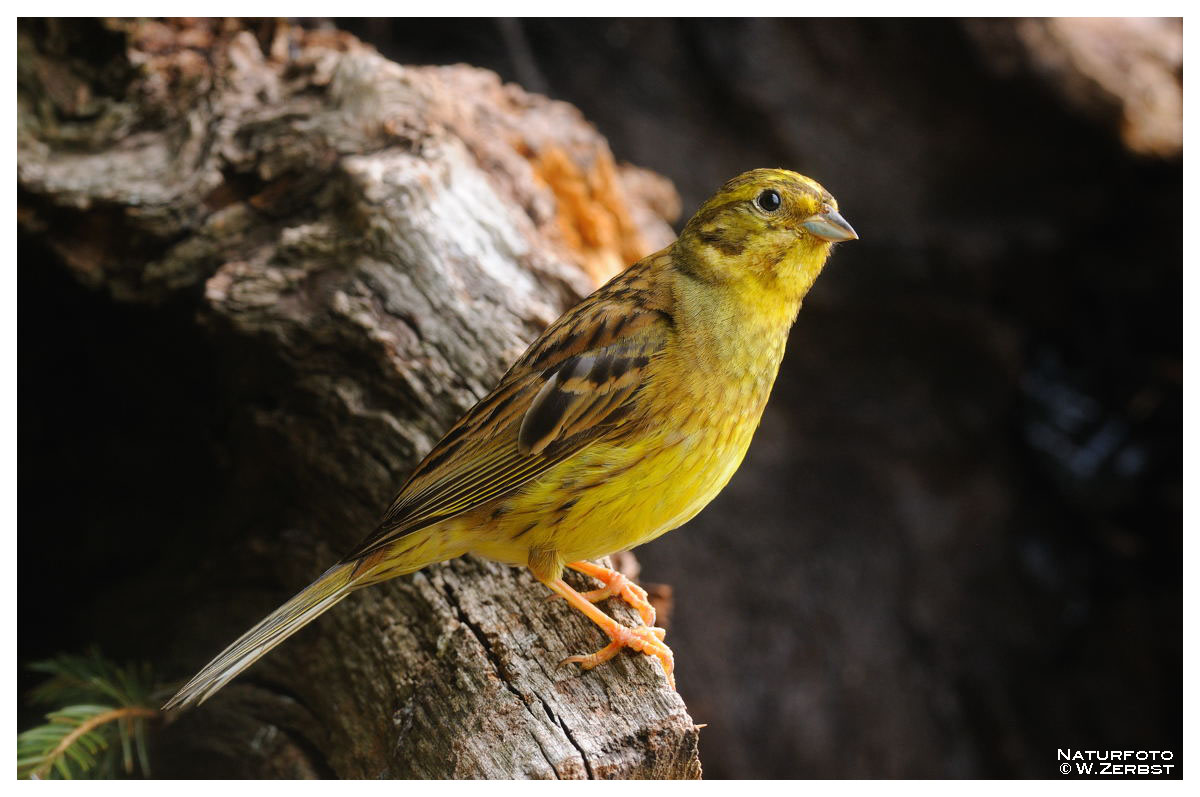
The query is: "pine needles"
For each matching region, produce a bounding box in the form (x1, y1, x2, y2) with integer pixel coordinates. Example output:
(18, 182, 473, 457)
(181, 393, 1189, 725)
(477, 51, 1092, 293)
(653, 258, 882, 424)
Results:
(17, 651, 163, 779)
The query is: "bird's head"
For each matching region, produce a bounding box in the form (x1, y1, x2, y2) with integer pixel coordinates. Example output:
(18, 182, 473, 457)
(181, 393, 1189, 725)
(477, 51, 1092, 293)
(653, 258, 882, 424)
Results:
(675, 168, 856, 307)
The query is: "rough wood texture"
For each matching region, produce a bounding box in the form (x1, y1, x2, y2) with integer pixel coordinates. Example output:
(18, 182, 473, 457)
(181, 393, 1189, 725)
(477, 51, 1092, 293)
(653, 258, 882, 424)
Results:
(18, 18, 698, 779)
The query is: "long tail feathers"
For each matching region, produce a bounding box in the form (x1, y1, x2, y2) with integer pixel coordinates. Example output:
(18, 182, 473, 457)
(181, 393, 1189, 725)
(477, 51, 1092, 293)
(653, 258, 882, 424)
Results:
(162, 562, 360, 711)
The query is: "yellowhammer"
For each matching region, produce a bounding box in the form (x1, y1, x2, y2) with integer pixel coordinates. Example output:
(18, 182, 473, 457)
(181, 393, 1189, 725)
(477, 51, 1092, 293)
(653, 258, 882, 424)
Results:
(164, 168, 856, 709)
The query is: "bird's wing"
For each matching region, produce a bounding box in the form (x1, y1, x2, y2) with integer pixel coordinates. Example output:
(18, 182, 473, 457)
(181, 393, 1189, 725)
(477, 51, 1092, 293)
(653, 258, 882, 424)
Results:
(342, 257, 674, 561)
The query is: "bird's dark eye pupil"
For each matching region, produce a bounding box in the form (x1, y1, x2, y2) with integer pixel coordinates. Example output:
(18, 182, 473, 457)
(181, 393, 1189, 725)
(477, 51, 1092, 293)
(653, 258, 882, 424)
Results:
(757, 189, 781, 212)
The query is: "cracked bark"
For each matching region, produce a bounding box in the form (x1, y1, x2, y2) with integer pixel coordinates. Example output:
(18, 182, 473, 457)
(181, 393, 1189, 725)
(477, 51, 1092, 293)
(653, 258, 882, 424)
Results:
(18, 18, 699, 779)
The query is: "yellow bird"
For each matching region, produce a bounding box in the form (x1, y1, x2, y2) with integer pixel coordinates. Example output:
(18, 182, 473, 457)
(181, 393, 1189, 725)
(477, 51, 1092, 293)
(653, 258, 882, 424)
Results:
(164, 168, 856, 709)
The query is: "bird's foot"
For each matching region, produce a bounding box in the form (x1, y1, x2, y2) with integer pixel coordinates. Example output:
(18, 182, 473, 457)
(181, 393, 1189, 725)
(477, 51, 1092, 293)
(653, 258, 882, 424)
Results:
(566, 560, 656, 626)
(562, 624, 675, 690)
(546, 576, 675, 690)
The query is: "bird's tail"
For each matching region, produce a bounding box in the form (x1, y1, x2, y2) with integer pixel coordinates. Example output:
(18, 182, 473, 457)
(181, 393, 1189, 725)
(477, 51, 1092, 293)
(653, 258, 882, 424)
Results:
(162, 561, 360, 711)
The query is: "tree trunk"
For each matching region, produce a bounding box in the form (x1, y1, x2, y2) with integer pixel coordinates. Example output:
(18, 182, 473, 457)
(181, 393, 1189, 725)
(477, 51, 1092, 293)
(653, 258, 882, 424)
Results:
(18, 18, 699, 779)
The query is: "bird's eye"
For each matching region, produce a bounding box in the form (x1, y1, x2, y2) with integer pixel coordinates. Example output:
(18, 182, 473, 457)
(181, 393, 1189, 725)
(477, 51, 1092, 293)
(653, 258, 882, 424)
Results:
(756, 189, 782, 213)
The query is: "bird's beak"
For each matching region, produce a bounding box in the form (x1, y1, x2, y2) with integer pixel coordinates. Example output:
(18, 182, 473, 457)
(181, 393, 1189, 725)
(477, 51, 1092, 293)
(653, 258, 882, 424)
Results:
(802, 209, 858, 242)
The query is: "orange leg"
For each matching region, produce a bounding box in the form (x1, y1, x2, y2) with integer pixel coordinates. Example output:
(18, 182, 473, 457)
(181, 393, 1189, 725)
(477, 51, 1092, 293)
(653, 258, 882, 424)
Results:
(566, 560, 657, 626)
(546, 578, 675, 690)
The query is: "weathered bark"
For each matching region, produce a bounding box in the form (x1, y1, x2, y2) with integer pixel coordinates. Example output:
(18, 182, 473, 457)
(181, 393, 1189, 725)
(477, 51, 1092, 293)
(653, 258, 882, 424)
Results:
(18, 18, 698, 779)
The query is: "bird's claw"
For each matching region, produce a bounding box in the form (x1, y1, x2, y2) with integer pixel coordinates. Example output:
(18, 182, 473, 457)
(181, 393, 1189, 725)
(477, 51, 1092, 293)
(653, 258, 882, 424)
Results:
(568, 564, 657, 626)
(562, 623, 675, 689)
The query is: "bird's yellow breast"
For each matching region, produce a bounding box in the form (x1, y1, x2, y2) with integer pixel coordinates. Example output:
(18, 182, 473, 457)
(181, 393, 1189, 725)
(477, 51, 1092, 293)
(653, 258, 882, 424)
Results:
(460, 310, 789, 579)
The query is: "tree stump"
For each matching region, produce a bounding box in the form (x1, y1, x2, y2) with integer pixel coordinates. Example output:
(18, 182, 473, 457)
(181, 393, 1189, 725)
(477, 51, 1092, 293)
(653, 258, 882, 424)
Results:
(18, 18, 699, 779)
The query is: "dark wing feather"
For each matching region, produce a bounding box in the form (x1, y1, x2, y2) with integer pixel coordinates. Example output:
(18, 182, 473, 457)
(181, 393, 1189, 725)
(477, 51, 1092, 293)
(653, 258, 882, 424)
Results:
(518, 341, 654, 455)
(341, 254, 674, 561)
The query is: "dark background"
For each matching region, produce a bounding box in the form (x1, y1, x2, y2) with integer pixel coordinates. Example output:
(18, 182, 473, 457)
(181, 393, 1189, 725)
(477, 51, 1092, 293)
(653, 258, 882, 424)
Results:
(21, 19, 1181, 777)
